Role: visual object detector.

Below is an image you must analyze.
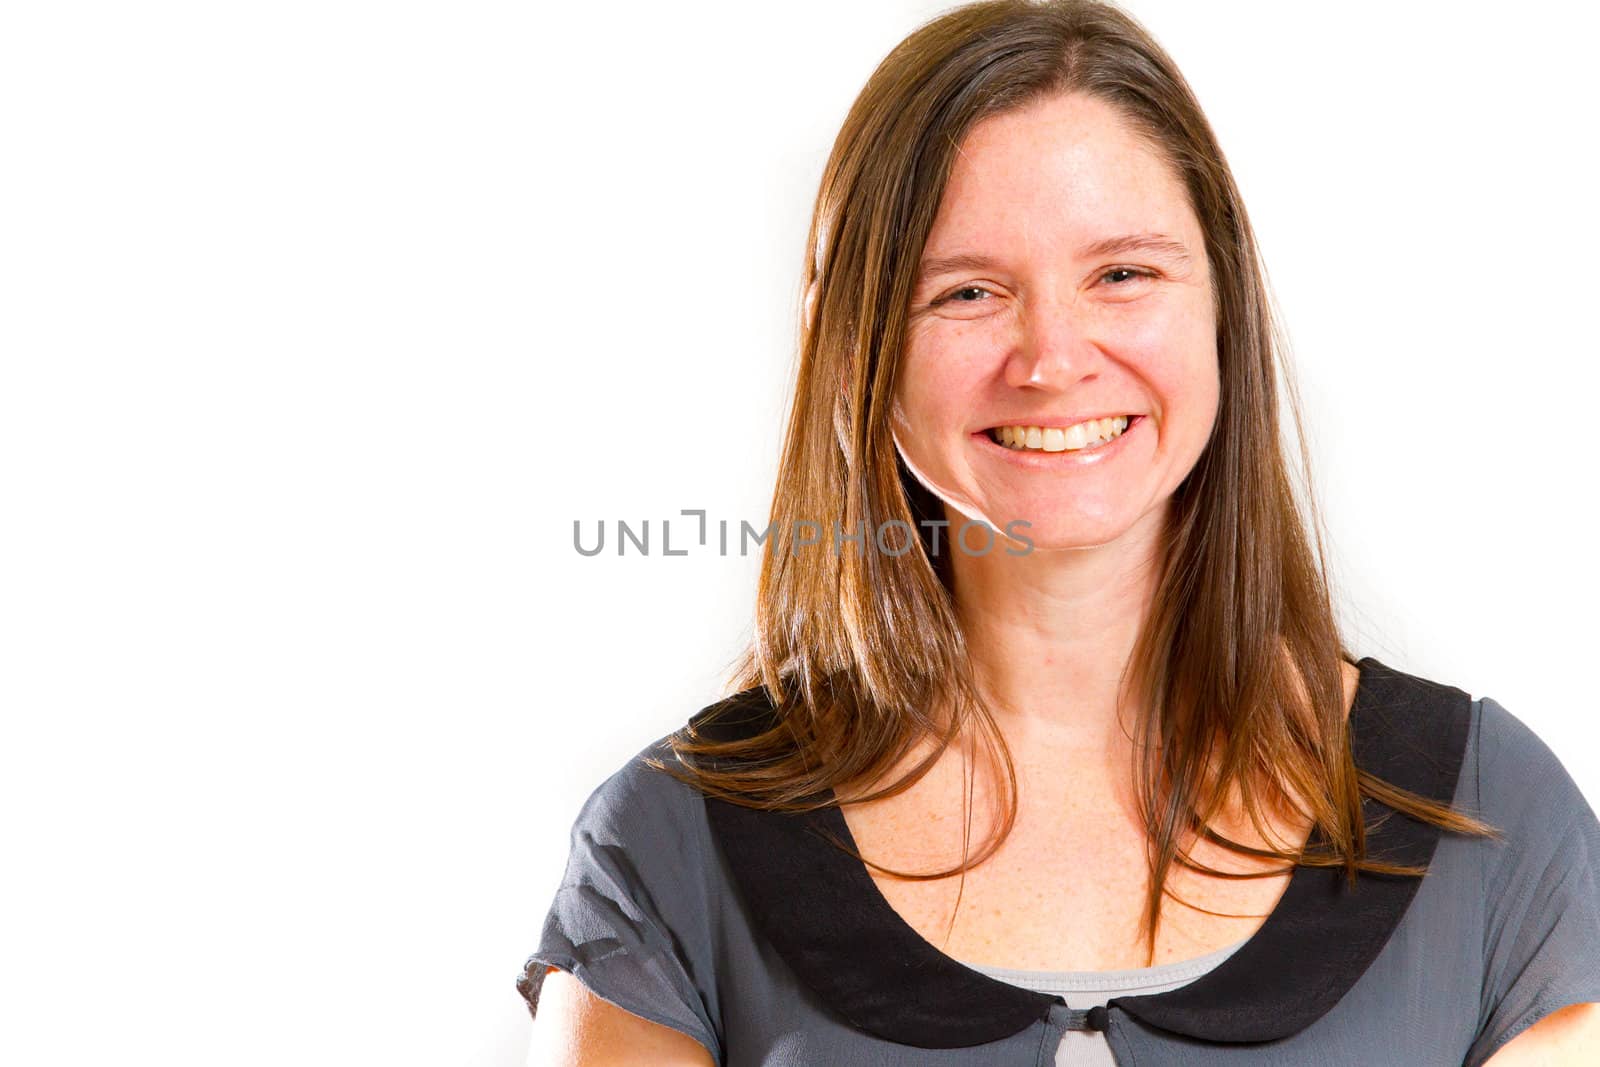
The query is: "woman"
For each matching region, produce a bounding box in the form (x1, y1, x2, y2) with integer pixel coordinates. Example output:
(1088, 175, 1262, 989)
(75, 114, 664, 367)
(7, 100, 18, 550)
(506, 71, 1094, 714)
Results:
(520, 2, 1600, 1063)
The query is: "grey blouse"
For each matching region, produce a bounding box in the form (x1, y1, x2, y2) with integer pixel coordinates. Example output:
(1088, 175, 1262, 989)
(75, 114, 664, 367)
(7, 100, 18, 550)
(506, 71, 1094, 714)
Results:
(518, 658, 1600, 1065)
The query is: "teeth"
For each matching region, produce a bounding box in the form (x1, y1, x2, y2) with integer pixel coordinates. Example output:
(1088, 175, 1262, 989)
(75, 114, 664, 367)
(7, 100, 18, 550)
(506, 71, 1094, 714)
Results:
(990, 416, 1131, 452)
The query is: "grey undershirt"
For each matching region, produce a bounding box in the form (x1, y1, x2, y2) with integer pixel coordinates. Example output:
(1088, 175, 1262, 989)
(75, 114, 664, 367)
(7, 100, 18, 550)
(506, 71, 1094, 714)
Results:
(958, 936, 1251, 1066)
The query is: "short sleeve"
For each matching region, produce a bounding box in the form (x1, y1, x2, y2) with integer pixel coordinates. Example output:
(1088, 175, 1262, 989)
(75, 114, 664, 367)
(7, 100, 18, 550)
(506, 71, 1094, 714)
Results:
(1463, 697, 1600, 1067)
(517, 742, 723, 1064)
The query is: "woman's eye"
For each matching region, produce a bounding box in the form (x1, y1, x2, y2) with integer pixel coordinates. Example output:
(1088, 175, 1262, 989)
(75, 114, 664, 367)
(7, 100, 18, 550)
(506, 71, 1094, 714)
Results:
(941, 286, 992, 304)
(1101, 267, 1153, 286)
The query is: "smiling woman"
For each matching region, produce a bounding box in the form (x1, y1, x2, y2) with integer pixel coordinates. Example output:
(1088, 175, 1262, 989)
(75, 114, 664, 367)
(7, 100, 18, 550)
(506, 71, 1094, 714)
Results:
(520, 2, 1600, 1065)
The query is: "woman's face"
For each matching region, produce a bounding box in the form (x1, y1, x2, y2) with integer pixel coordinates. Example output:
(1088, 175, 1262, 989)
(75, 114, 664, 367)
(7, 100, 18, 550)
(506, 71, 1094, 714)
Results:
(892, 91, 1219, 552)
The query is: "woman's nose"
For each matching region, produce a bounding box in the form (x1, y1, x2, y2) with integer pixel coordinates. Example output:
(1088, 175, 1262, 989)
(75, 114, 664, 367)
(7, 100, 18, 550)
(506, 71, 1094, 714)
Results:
(1003, 297, 1103, 391)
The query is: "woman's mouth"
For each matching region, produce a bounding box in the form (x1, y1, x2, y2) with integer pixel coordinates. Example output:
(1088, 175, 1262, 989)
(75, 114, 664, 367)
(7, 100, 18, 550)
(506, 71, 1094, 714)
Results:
(984, 415, 1139, 454)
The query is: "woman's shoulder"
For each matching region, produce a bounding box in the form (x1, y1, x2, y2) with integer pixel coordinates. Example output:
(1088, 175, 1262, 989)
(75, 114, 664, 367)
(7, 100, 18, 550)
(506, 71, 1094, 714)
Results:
(1473, 694, 1584, 792)
(1469, 694, 1598, 847)
(565, 736, 704, 845)
(565, 686, 775, 843)
(1359, 658, 1596, 834)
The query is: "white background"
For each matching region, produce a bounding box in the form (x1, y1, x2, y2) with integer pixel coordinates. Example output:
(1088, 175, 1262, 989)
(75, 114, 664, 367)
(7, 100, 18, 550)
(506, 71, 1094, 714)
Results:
(2, 1, 1596, 1064)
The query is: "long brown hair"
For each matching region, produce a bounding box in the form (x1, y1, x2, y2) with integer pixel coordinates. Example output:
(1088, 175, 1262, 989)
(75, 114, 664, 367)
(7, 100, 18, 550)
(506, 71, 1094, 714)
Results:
(650, 0, 1496, 966)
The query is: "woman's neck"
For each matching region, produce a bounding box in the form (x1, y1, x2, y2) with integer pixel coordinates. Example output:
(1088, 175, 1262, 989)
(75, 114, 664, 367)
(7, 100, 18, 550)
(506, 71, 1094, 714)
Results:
(946, 499, 1168, 759)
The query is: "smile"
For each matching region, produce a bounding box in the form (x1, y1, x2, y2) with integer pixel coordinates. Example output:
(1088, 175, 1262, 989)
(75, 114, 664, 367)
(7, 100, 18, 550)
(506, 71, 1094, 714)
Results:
(985, 415, 1135, 453)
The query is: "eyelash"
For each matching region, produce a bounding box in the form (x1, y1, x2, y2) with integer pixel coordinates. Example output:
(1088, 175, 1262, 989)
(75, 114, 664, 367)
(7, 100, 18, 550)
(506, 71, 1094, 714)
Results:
(931, 268, 1155, 306)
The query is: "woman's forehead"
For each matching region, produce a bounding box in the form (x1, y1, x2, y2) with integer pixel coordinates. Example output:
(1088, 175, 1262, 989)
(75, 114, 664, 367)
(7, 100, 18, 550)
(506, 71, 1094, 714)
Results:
(930, 93, 1196, 253)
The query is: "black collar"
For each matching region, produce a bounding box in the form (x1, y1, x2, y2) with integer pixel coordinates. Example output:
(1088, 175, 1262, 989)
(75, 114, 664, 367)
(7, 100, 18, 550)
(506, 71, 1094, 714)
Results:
(691, 657, 1473, 1048)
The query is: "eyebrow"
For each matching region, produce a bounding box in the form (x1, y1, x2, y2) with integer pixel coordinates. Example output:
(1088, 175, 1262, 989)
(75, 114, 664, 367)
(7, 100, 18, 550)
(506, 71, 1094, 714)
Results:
(915, 232, 1193, 282)
(1079, 232, 1193, 265)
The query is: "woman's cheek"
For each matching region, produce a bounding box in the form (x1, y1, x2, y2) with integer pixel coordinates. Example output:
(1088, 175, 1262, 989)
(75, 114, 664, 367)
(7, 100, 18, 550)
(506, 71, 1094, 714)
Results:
(1116, 308, 1214, 392)
(905, 337, 974, 397)
(951, 326, 1013, 389)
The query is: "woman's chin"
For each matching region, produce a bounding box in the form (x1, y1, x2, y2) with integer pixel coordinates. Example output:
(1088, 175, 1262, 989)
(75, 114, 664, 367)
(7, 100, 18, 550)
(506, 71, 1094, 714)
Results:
(926, 487, 1160, 558)
(986, 515, 1138, 555)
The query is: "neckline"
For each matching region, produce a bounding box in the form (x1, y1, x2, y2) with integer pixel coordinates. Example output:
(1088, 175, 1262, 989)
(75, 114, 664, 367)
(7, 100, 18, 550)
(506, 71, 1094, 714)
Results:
(695, 656, 1475, 1048)
(956, 932, 1251, 984)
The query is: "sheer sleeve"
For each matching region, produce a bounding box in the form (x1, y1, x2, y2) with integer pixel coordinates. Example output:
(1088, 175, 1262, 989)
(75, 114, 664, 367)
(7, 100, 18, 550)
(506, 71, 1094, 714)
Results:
(1463, 697, 1600, 1066)
(518, 743, 722, 1064)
